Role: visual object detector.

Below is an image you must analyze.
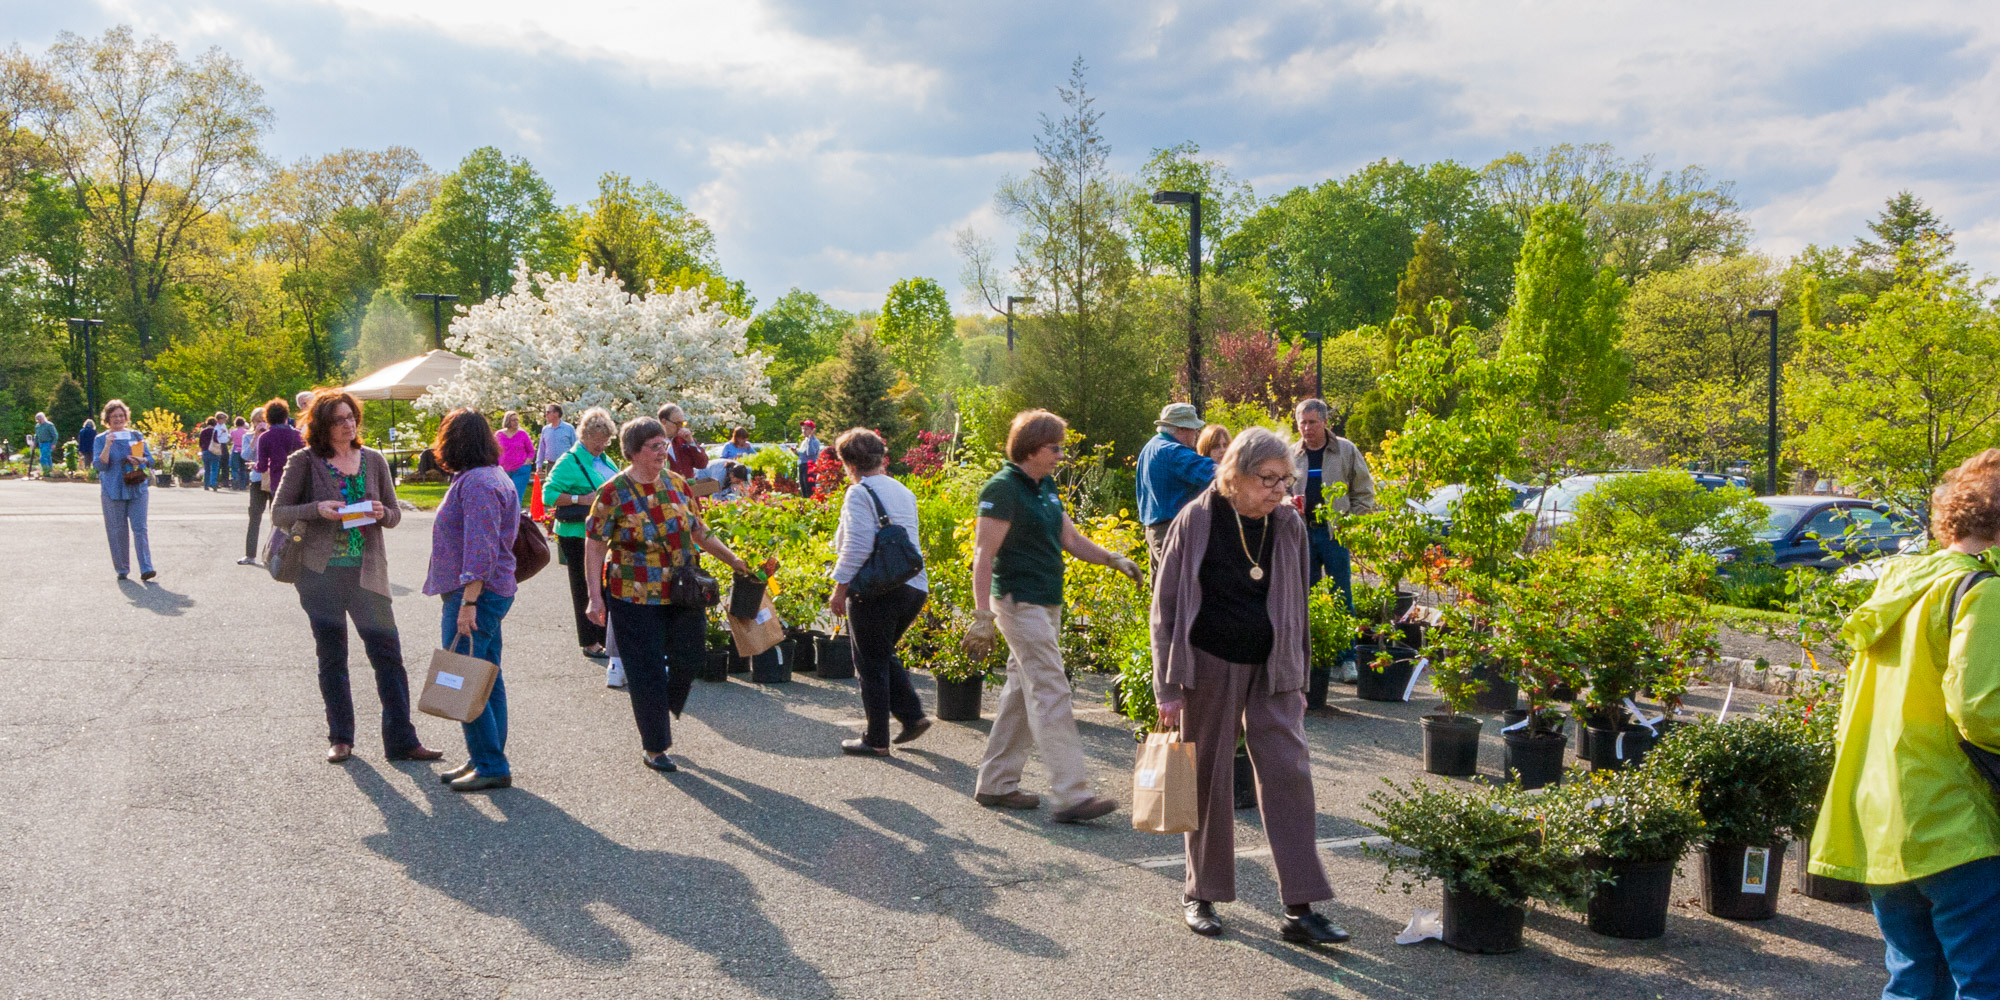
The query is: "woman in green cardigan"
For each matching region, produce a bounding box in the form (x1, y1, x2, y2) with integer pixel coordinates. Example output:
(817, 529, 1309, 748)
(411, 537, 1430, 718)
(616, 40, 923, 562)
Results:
(544, 407, 620, 662)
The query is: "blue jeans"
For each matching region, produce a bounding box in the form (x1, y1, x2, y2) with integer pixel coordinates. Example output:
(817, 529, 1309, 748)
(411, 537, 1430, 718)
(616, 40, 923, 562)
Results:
(203, 451, 221, 488)
(1870, 855, 2000, 1000)
(102, 491, 154, 576)
(507, 465, 532, 506)
(1306, 523, 1355, 665)
(38, 441, 52, 472)
(440, 588, 515, 777)
(230, 453, 247, 489)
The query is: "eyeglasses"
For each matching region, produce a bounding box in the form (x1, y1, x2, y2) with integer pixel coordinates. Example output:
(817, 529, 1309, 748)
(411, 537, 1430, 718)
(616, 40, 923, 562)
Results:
(1256, 472, 1298, 490)
(642, 439, 674, 453)
(331, 414, 358, 426)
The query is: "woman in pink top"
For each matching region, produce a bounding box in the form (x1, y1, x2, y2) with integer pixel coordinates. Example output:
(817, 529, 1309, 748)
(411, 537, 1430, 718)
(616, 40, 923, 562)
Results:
(494, 410, 535, 507)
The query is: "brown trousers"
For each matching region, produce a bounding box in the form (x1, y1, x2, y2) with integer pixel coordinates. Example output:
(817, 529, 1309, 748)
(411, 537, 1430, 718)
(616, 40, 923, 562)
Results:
(1182, 647, 1332, 905)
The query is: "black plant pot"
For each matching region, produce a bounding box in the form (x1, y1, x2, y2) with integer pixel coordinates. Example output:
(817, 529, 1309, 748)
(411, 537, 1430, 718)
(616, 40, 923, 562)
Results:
(1574, 708, 1618, 760)
(1547, 683, 1576, 702)
(1501, 708, 1530, 728)
(1586, 725, 1656, 772)
(1586, 857, 1676, 939)
(815, 634, 855, 679)
(1355, 646, 1419, 702)
(1472, 664, 1520, 713)
(1233, 748, 1258, 809)
(751, 642, 791, 684)
(1441, 885, 1525, 954)
(729, 572, 766, 620)
(1793, 842, 1870, 904)
(1700, 842, 1787, 920)
(1305, 665, 1332, 709)
(1421, 714, 1482, 777)
(700, 648, 730, 682)
(727, 649, 751, 674)
(1502, 730, 1568, 789)
(1392, 589, 1418, 619)
(792, 630, 821, 674)
(935, 674, 983, 721)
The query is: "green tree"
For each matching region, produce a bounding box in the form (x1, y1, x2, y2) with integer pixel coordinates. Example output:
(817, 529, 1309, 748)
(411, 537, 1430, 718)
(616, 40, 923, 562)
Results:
(744, 289, 852, 438)
(1616, 256, 1784, 467)
(1854, 190, 1954, 270)
(1395, 223, 1465, 328)
(350, 288, 427, 374)
(152, 323, 311, 420)
(1501, 203, 1627, 426)
(573, 173, 719, 295)
(1126, 141, 1254, 278)
(387, 146, 572, 312)
(876, 276, 955, 383)
(828, 333, 901, 438)
(46, 376, 89, 434)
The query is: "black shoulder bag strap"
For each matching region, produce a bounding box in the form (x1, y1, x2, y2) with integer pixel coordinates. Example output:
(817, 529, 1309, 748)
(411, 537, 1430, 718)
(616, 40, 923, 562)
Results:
(860, 480, 892, 528)
(1946, 569, 2000, 796)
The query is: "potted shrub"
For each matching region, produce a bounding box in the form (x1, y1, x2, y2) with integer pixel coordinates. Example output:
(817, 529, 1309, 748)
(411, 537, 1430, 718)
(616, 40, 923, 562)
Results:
(1559, 553, 1714, 772)
(1487, 562, 1583, 789)
(751, 640, 791, 684)
(1364, 778, 1595, 954)
(1327, 495, 1433, 702)
(699, 612, 731, 681)
(1420, 598, 1491, 777)
(1547, 767, 1706, 939)
(1642, 713, 1835, 920)
(1305, 579, 1349, 708)
(173, 457, 200, 486)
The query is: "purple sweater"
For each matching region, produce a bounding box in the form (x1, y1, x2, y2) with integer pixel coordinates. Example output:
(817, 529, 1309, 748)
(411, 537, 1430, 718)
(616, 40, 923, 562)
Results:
(256, 424, 304, 490)
(425, 464, 520, 598)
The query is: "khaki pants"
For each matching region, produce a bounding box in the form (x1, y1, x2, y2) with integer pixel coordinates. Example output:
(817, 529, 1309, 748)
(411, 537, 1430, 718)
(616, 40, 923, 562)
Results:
(975, 597, 1092, 809)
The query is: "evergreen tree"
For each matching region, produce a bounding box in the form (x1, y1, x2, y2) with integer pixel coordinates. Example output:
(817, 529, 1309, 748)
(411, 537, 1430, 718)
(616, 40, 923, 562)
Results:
(1501, 203, 1627, 426)
(47, 377, 90, 435)
(829, 333, 903, 439)
(1854, 190, 1953, 266)
(1394, 223, 1465, 329)
(351, 289, 428, 374)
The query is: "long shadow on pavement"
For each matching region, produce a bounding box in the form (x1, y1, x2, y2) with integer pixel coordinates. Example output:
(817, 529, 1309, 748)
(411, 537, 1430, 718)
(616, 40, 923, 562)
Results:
(117, 578, 196, 616)
(345, 763, 829, 998)
(673, 763, 1068, 960)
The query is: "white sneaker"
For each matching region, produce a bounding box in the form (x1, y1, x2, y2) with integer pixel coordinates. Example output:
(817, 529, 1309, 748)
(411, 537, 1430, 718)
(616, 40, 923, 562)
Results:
(606, 658, 627, 689)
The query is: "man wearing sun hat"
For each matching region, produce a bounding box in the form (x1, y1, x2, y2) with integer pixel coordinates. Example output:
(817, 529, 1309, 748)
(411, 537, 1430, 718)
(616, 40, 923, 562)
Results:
(1136, 402, 1218, 565)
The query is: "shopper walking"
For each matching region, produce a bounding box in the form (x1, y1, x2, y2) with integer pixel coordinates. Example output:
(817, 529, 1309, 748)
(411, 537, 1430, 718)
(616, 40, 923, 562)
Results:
(34, 412, 56, 477)
(248, 399, 303, 566)
(228, 417, 249, 490)
(1810, 448, 2000, 999)
(826, 427, 932, 757)
(584, 416, 772, 772)
(199, 414, 223, 490)
(965, 409, 1142, 823)
(272, 390, 441, 765)
(76, 419, 96, 474)
(1288, 398, 1375, 684)
(1151, 427, 1346, 944)
(543, 407, 619, 663)
(425, 408, 520, 792)
(495, 411, 535, 505)
(91, 400, 155, 581)
(535, 404, 576, 474)
(1136, 402, 1216, 566)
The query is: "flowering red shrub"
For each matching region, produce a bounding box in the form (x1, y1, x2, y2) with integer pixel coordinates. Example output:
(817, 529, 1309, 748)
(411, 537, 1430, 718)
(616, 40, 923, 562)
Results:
(899, 431, 953, 478)
(808, 448, 843, 500)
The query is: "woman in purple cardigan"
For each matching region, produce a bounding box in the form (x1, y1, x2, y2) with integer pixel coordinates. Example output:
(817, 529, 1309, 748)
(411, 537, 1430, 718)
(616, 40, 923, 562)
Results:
(1150, 426, 1346, 946)
(425, 409, 520, 792)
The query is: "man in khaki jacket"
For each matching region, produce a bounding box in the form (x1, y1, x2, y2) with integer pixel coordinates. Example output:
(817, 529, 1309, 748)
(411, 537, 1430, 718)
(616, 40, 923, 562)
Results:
(1287, 398, 1375, 686)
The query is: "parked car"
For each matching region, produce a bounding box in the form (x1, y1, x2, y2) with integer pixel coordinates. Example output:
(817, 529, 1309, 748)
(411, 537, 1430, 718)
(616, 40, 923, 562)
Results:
(1521, 471, 1748, 547)
(1718, 496, 1921, 569)
(1416, 479, 1537, 537)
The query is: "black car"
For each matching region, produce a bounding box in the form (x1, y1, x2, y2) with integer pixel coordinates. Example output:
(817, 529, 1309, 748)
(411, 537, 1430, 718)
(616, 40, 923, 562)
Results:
(1724, 496, 1921, 569)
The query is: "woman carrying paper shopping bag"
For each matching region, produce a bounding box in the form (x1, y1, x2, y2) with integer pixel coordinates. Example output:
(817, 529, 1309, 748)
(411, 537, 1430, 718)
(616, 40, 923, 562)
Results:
(272, 390, 442, 766)
(424, 409, 520, 792)
(1150, 426, 1346, 945)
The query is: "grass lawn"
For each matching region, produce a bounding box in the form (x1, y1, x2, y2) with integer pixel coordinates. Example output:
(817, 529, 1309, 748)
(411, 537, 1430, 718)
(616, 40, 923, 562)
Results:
(397, 482, 447, 510)
(1708, 602, 1798, 627)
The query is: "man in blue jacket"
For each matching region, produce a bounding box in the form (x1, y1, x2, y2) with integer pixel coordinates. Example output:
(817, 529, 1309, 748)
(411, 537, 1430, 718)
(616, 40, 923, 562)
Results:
(1136, 403, 1216, 564)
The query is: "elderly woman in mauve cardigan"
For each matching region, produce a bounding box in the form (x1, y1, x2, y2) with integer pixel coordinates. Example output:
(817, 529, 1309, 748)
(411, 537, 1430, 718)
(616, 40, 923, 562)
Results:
(1150, 426, 1348, 946)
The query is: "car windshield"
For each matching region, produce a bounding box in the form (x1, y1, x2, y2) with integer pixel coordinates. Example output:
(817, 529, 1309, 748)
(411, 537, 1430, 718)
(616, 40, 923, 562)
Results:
(1529, 477, 1604, 512)
(1420, 485, 1466, 517)
(1755, 505, 1813, 540)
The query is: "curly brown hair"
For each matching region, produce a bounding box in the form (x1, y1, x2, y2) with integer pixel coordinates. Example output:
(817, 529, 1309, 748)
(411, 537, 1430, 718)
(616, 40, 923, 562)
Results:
(1931, 448, 2000, 544)
(303, 390, 364, 458)
(431, 408, 500, 472)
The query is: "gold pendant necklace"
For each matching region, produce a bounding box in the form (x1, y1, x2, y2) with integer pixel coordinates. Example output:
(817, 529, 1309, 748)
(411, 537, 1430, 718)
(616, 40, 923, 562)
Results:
(1235, 506, 1267, 581)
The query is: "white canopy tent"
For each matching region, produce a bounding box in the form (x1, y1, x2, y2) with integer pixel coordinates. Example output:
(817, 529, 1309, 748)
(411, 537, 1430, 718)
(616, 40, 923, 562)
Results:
(340, 350, 463, 466)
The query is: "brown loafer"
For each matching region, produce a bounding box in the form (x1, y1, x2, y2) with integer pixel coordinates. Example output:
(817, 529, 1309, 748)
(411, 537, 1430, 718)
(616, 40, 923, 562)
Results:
(974, 790, 1041, 810)
(390, 745, 446, 762)
(326, 743, 353, 764)
(892, 717, 933, 745)
(1051, 796, 1118, 824)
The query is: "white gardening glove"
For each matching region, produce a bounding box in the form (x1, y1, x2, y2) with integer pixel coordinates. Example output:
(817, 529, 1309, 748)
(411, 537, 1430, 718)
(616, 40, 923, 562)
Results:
(1110, 555, 1143, 585)
(961, 609, 999, 661)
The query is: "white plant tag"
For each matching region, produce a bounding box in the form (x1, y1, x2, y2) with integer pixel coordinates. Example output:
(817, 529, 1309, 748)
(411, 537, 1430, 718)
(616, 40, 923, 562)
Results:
(1741, 846, 1770, 894)
(1500, 716, 1531, 733)
(754, 607, 773, 625)
(1395, 909, 1442, 945)
(1614, 732, 1627, 760)
(1136, 768, 1159, 789)
(1718, 683, 1736, 722)
(435, 671, 464, 691)
(1623, 697, 1662, 734)
(1402, 658, 1430, 702)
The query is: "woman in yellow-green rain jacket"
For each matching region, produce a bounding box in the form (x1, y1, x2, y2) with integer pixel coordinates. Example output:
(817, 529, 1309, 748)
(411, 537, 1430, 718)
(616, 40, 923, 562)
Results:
(1810, 449, 2000, 1000)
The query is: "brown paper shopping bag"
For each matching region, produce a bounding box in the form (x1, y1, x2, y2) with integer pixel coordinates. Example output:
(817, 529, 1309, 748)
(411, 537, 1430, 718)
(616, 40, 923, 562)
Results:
(417, 638, 499, 723)
(727, 590, 787, 657)
(1132, 729, 1201, 834)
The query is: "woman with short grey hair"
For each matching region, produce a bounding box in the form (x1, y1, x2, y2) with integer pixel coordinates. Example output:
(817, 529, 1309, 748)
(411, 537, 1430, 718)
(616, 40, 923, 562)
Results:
(1150, 425, 1346, 945)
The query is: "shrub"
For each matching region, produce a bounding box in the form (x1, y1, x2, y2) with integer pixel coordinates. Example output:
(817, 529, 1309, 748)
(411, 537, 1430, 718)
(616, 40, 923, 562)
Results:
(1363, 778, 1597, 908)
(172, 458, 200, 482)
(1546, 766, 1706, 865)
(1642, 714, 1834, 846)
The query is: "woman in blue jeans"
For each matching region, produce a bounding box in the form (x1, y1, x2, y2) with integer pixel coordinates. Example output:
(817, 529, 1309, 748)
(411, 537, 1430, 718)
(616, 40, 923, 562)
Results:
(423, 408, 520, 792)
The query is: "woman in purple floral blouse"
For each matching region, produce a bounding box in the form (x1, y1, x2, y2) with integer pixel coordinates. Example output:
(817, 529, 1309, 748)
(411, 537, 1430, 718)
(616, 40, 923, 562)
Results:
(424, 409, 520, 792)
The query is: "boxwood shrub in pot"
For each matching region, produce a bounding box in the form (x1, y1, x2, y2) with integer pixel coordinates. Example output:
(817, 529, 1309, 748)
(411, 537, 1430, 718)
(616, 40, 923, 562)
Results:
(1364, 778, 1596, 954)
(1642, 713, 1834, 920)
(1547, 767, 1706, 939)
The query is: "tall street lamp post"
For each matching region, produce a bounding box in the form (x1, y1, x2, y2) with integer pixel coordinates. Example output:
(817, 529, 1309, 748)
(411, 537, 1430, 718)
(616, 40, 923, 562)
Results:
(66, 317, 106, 416)
(1005, 295, 1036, 351)
(1306, 330, 1324, 399)
(413, 292, 461, 350)
(1749, 307, 1780, 495)
(1151, 189, 1203, 411)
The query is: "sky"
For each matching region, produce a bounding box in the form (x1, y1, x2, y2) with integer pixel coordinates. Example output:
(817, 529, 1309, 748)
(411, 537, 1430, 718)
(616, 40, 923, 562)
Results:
(11, 0, 1999, 312)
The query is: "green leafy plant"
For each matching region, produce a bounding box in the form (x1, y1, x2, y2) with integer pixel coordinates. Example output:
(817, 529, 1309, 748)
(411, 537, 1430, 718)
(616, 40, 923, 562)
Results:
(172, 458, 200, 483)
(1641, 715, 1835, 846)
(1363, 778, 1598, 908)
(1545, 766, 1706, 866)
(740, 445, 796, 483)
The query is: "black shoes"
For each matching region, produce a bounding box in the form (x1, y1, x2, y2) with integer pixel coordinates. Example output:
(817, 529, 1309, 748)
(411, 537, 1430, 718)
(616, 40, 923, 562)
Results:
(643, 752, 679, 772)
(1280, 911, 1350, 944)
(892, 717, 933, 745)
(841, 739, 890, 757)
(1184, 898, 1222, 937)
(140, 570, 157, 582)
(440, 762, 476, 784)
(449, 772, 511, 792)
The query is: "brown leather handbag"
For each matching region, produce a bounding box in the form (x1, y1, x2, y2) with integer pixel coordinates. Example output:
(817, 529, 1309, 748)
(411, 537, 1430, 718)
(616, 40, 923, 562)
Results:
(512, 511, 550, 583)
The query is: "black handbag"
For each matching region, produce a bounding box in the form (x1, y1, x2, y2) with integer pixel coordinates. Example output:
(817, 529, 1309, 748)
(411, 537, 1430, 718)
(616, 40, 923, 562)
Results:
(667, 501, 720, 609)
(848, 481, 925, 600)
(1947, 570, 2000, 797)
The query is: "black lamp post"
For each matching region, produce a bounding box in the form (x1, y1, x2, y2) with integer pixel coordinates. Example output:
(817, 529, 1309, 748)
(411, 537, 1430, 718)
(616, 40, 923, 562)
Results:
(1151, 189, 1203, 411)
(66, 318, 106, 416)
(1005, 295, 1036, 351)
(1749, 307, 1780, 496)
(1306, 330, 1324, 399)
(413, 293, 460, 349)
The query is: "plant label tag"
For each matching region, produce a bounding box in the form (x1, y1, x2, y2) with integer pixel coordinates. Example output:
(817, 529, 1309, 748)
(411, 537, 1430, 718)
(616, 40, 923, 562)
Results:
(1136, 768, 1158, 789)
(1500, 717, 1530, 733)
(1615, 732, 1627, 760)
(1719, 683, 1736, 722)
(1741, 847, 1770, 894)
(754, 608, 773, 625)
(1402, 658, 1429, 702)
(435, 671, 465, 691)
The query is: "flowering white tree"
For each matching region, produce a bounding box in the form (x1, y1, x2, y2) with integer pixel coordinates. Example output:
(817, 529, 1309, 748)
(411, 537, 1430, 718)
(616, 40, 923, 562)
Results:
(419, 261, 772, 428)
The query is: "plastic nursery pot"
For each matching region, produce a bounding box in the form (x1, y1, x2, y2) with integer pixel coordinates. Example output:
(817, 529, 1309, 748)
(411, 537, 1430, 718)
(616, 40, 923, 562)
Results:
(1585, 725, 1656, 772)
(1793, 842, 1870, 904)
(1700, 842, 1788, 920)
(1233, 747, 1259, 809)
(1502, 730, 1568, 790)
(700, 648, 731, 682)
(728, 572, 766, 620)
(1472, 664, 1520, 713)
(750, 642, 791, 684)
(934, 673, 984, 721)
(790, 631, 819, 674)
(1501, 708, 1530, 728)
(814, 634, 855, 680)
(1305, 665, 1333, 709)
(1442, 884, 1525, 954)
(1355, 647, 1421, 702)
(1586, 857, 1676, 939)
(1421, 714, 1482, 777)
(1392, 589, 1418, 619)
(727, 649, 751, 674)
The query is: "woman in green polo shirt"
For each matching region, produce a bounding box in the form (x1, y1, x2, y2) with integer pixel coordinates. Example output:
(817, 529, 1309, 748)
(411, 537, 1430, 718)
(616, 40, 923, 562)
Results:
(543, 407, 619, 664)
(963, 409, 1143, 824)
